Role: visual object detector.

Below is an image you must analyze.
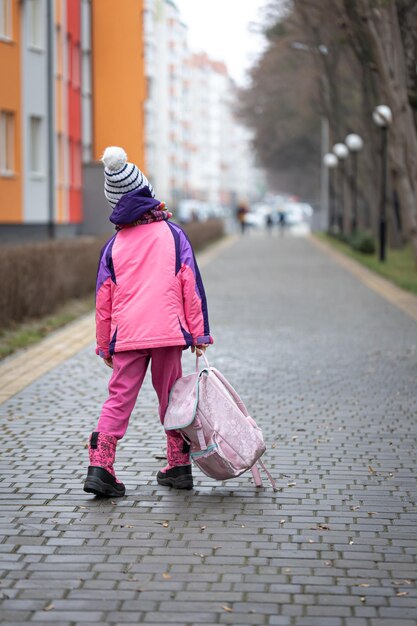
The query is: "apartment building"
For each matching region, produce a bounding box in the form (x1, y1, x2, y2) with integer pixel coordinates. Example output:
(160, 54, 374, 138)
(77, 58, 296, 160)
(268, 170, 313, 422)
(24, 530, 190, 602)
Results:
(0, 0, 147, 241)
(145, 0, 263, 210)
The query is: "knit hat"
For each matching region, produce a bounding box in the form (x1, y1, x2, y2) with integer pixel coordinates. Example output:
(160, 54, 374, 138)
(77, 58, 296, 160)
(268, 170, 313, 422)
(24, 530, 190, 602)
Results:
(102, 146, 155, 208)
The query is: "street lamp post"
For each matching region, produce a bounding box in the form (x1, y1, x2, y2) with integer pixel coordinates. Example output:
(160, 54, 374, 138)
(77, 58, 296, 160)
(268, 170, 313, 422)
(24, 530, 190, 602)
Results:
(345, 133, 364, 234)
(323, 153, 338, 233)
(332, 142, 349, 234)
(372, 105, 392, 262)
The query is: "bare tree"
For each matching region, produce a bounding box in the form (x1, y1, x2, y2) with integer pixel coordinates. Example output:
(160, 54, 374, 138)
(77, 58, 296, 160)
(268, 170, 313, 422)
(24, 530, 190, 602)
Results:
(339, 0, 417, 262)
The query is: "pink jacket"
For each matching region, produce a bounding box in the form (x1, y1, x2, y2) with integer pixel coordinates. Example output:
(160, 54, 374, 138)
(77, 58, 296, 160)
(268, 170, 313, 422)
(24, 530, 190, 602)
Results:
(95, 192, 213, 358)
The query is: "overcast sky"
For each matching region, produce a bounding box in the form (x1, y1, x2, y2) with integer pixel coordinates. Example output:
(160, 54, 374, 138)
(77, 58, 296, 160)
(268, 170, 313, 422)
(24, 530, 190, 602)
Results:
(174, 0, 269, 85)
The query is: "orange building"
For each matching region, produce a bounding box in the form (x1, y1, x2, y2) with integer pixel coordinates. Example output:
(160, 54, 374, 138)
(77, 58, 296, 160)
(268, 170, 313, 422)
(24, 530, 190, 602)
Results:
(0, 0, 148, 240)
(91, 0, 146, 170)
(0, 0, 22, 223)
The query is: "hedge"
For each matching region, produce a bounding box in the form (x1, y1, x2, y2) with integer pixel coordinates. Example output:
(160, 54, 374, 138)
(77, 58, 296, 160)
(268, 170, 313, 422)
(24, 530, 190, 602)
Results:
(0, 218, 224, 330)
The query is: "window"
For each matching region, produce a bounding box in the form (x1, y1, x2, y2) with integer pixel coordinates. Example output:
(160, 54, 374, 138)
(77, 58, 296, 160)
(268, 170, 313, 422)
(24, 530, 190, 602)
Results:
(30, 116, 42, 174)
(0, 111, 14, 175)
(0, 0, 12, 39)
(28, 0, 43, 48)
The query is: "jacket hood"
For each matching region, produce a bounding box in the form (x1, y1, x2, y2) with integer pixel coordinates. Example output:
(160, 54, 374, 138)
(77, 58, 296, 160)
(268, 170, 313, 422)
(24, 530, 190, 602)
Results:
(109, 186, 162, 225)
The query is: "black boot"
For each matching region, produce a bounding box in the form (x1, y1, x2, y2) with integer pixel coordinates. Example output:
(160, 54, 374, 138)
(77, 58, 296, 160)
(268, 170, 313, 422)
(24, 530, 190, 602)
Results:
(83, 432, 126, 497)
(157, 465, 193, 490)
(84, 466, 126, 497)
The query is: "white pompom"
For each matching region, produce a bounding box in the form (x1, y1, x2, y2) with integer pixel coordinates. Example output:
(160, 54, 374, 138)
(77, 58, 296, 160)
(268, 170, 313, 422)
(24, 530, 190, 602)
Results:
(101, 146, 127, 171)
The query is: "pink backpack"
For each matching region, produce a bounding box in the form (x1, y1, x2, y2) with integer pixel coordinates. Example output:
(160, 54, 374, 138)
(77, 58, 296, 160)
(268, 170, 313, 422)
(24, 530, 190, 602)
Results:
(164, 353, 277, 490)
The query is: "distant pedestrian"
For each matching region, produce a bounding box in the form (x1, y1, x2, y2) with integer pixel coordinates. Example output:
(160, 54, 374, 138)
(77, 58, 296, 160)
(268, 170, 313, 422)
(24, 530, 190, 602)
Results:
(236, 201, 248, 235)
(265, 213, 274, 233)
(278, 210, 286, 235)
(83, 147, 213, 498)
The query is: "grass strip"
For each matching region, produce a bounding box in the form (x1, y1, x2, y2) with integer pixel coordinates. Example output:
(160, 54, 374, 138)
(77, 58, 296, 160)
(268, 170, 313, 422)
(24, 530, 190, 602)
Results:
(314, 232, 417, 295)
(0, 295, 94, 361)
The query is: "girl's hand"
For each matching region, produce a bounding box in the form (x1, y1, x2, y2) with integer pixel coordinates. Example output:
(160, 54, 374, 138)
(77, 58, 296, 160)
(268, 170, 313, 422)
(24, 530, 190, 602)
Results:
(103, 357, 113, 368)
(191, 344, 209, 356)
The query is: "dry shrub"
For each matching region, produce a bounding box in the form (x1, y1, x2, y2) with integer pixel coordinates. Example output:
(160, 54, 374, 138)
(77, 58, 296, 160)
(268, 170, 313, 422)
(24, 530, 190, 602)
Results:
(0, 220, 223, 330)
(183, 218, 224, 250)
(0, 237, 104, 329)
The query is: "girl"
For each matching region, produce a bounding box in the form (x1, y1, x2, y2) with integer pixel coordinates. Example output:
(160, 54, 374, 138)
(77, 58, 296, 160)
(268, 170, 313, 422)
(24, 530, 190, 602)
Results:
(83, 147, 213, 497)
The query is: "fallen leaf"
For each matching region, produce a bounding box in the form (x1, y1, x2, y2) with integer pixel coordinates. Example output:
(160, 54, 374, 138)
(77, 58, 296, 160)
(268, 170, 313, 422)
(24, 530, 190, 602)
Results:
(368, 512, 378, 516)
(359, 583, 370, 588)
(194, 553, 206, 558)
(162, 572, 171, 579)
(396, 591, 409, 597)
(349, 540, 354, 545)
(213, 545, 222, 551)
(200, 525, 207, 530)
(121, 524, 133, 528)
(162, 521, 169, 528)
(280, 519, 286, 524)
(360, 596, 366, 603)
(221, 605, 233, 612)
(43, 603, 54, 611)
(310, 524, 330, 531)
(368, 466, 376, 474)
(351, 506, 361, 511)
(271, 443, 277, 448)
(287, 482, 296, 487)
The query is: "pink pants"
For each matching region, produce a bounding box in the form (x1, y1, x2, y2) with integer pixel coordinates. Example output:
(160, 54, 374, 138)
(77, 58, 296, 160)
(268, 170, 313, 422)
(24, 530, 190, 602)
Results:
(96, 347, 189, 467)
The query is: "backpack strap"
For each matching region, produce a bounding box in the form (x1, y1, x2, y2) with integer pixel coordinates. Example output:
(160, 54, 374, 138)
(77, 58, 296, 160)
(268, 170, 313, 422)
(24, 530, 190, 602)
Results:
(251, 461, 278, 491)
(251, 464, 263, 487)
(258, 459, 278, 492)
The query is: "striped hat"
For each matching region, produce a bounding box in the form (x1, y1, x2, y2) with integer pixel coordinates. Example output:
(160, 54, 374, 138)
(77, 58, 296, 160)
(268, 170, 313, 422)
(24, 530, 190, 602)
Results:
(101, 146, 155, 208)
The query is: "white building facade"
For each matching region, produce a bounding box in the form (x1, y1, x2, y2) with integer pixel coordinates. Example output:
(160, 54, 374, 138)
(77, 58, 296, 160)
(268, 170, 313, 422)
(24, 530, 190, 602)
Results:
(144, 0, 263, 209)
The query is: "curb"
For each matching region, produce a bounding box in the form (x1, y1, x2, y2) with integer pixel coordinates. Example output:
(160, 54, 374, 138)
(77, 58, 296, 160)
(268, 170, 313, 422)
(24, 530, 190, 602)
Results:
(310, 234, 417, 325)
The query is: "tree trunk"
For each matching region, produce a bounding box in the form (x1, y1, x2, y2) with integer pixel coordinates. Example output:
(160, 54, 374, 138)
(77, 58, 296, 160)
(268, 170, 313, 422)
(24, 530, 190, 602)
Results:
(359, 0, 417, 264)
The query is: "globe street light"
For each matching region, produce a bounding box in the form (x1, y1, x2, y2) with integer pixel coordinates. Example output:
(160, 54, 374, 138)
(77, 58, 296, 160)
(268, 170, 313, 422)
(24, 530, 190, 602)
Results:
(372, 105, 392, 262)
(323, 153, 338, 232)
(345, 133, 364, 234)
(332, 143, 349, 233)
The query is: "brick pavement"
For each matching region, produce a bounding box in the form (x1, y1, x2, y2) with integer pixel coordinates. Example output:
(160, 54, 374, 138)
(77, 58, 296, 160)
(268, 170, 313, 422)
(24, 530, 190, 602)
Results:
(1, 232, 417, 626)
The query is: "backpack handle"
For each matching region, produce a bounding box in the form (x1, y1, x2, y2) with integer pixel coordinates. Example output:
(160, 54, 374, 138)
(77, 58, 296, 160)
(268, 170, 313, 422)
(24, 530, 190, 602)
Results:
(196, 351, 210, 371)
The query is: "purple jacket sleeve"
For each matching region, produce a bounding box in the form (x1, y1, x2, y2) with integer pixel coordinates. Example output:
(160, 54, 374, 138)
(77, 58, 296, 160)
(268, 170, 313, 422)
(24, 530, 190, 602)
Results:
(95, 237, 116, 358)
(179, 233, 213, 345)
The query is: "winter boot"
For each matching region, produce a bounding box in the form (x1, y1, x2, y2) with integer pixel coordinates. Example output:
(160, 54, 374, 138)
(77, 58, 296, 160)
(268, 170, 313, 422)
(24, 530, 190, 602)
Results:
(157, 464, 193, 490)
(83, 432, 125, 497)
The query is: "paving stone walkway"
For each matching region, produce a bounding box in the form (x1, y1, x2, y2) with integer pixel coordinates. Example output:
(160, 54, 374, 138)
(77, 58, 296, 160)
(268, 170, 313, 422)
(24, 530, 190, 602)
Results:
(1, 232, 417, 626)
